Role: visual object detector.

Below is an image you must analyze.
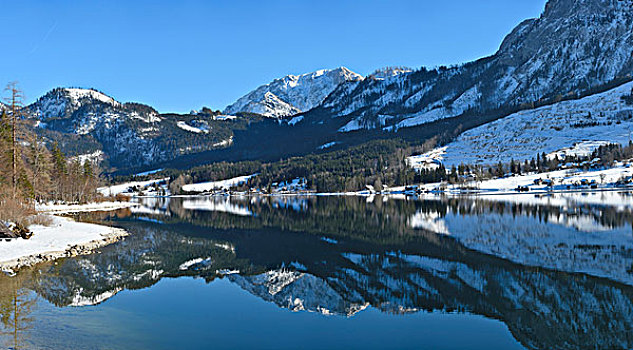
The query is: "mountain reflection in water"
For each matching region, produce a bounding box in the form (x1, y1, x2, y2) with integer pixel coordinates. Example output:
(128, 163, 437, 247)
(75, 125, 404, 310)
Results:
(2, 193, 633, 350)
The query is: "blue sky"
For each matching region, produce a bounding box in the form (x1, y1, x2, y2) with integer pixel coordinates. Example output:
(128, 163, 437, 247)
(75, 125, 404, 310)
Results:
(0, 0, 547, 113)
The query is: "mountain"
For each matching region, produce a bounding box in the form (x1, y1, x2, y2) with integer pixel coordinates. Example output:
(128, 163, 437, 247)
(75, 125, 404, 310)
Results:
(411, 80, 633, 167)
(316, 0, 633, 133)
(26, 88, 247, 169)
(224, 67, 363, 118)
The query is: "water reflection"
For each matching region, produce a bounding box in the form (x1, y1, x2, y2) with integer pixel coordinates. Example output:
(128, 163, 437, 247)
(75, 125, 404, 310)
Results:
(3, 194, 633, 349)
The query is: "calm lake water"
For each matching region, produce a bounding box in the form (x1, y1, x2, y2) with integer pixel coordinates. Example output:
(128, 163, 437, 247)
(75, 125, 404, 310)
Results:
(1, 193, 633, 349)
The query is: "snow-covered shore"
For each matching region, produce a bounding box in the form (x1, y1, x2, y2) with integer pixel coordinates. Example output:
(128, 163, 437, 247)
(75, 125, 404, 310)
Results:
(0, 216, 128, 272)
(0, 202, 138, 272)
(36, 201, 138, 214)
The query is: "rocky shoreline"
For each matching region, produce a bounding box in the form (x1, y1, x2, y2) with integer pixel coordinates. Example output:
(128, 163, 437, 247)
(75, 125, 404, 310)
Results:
(0, 215, 129, 274)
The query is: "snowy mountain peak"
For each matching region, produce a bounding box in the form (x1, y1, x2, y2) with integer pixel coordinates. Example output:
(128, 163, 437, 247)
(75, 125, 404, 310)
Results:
(224, 67, 363, 118)
(65, 88, 119, 107)
(30, 87, 120, 120)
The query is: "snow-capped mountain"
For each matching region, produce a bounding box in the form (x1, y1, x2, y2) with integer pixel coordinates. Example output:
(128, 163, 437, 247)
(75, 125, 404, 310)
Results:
(319, 0, 633, 132)
(25, 87, 242, 169)
(224, 67, 363, 118)
(29, 87, 154, 135)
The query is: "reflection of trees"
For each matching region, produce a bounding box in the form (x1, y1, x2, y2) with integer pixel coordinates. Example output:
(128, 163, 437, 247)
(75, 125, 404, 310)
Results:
(0, 273, 37, 350)
(443, 196, 633, 230)
(160, 196, 426, 244)
(120, 195, 633, 246)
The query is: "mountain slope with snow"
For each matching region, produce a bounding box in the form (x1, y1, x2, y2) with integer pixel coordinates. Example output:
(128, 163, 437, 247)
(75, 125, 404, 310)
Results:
(224, 67, 363, 118)
(410, 81, 633, 168)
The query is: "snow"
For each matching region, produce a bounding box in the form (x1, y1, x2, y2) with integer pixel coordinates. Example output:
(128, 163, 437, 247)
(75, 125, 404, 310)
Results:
(181, 174, 256, 193)
(213, 115, 237, 121)
(546, 141, 612, 160)
(181, 197, 253, 216)
(179, 258, 212, 270)
(71, 288, 123, 307)
(395, 86, 480, 130)
(0, 216, 126, 268)
(213, 136, 233, 148)
(98, 178, 169, 196)
(407, 147, 447, 171)
(338, 118, 364, 133)
(430, 81, 633, 167)
(318, 141, 338, 150)
(135, 168, 164, 177)
(176, 121, 209, 134)
(66, 88, 119, 107)
(288, 116, 304, 126)
(36, 201, 137, 214)
(70, 150, 104, 164)
(416, 163, 633, 196)
(320, 237, 338, 244)
(228, 268, 368, 316)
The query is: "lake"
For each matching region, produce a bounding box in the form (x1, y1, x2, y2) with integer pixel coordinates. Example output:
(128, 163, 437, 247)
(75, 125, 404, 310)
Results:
(1, 193, 633, 349)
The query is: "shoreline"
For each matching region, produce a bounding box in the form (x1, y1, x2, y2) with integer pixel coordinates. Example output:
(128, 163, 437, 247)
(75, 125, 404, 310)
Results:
(0, 210, 131, 274)
(143, 185, 633, 199)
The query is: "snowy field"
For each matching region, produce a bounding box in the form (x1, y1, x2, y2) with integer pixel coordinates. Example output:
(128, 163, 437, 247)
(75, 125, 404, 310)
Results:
(409, 81, 633, 168)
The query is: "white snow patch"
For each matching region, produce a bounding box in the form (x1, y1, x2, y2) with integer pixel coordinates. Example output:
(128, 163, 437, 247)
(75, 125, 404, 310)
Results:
(177, 121, 209, 134)
(181, 174, 256, 192)
(318, 142, 339, 150)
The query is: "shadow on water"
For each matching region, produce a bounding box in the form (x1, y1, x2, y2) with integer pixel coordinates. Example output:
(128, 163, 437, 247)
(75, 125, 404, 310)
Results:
(2, 193, 633, 349)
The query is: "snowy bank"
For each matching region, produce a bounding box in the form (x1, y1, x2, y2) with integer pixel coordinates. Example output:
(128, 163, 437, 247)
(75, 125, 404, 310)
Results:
(0, 216, 128, 272)
(36, 201, 138, 214)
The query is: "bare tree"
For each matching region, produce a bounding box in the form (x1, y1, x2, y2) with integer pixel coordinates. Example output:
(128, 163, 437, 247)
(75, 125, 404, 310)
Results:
(3, 83, 24, 199)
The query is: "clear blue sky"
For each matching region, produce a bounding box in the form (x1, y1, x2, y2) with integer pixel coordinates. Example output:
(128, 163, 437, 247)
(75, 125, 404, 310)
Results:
(0, 0, 547, 113)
